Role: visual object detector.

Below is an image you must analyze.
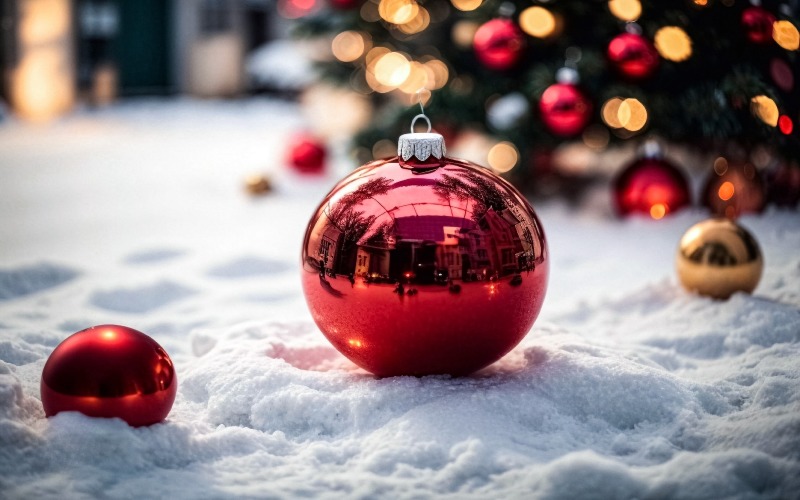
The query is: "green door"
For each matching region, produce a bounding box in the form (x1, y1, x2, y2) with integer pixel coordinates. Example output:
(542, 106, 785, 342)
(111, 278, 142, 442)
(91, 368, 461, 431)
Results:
(114, 0, 172, 94)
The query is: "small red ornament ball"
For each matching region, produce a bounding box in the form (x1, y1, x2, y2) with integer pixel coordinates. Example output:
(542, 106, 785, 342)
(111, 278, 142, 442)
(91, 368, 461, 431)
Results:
(288, 135, 327, 174)
(703, 161, 766, 218)
(741, 6, 776, 44)
(41, 325, 177, 427)
(613, 157, 691, 218)
(607, 33, 659, 80)
(539, 83, 592, 137)
(473, 19, 525, 71)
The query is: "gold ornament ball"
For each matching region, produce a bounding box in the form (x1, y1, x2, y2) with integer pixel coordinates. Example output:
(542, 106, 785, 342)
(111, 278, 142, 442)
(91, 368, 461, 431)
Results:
(676, 218, 763, 299)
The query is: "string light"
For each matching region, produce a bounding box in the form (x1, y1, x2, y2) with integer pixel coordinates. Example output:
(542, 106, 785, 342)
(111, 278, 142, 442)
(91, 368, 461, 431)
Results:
(378, 0, 419, 25)
(487, 142, 519, 173)
(519, 7, 557, 39)
(608, 0, 641, 22)
(750, 95, 779, 126)
(654, 26, 692, 61)
(451, 0, 482, 12)
(773, 20, 800, 51)
(331, 31, 367, 62)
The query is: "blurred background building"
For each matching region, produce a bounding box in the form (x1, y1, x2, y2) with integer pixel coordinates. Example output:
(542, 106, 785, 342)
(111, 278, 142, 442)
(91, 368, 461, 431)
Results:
(0, 0, 303, 121)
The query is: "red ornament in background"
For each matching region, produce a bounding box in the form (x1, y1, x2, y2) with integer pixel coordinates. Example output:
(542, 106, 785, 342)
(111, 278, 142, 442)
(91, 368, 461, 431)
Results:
(301, 130, 548, 377)
(607, 32, 659, 80)
(288, 134, 327, 174)
(741, 6, 776, 44)
(703, 159, 766, 218)
(473, 19, 525, 71)
(329, 0, 359, 9)
(539, 82, 592, 137)
(41, 325, 177, 427)
(613, 149, 691, 218)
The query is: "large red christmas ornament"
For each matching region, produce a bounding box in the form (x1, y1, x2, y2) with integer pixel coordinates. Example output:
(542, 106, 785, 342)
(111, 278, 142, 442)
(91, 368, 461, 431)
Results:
(301, 125, 548, 377)
(703, 159, 766, 218)
(613, 152, 691, 218)
(539, 82, 592, 137)
(741, 6, 776, 44)
(288, 134, 327, 174)
(41, 325, 177, 427)
(607, 32, 659, 80)
(473, 19, 525, 71)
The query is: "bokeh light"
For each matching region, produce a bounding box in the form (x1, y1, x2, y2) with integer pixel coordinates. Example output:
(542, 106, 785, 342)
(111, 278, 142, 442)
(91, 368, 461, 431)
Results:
(718, 181, 735, 201)
(713, 157, 728, 175)
(398, 5, 430, 35)
(374, 52, 411, 87)
(750, 95, 779, 126)
(519, 7, 556, 39)
(332, 31, 367, 62)
(773, 20, 800, 51)
(608, 0, 641, 22)
(487, 142, 519, 173)
(452, 20, 480, 49)
(379, 0, 419, 25)
(618, 98, 647, 131)
(654, 26, 692, 61)
(278, 0, 318, 19)
(601, 98, 624, 128)
(422, 59, 449, 89)
(650, 203, 667, 220)
(372, 139, 397, 159)
(582, 124, 610, 150)
(451, 0, 482, 12)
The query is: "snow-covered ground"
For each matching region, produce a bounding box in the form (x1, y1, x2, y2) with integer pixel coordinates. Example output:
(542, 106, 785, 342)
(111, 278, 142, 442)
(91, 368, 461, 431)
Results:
(1, 99, 798, 499)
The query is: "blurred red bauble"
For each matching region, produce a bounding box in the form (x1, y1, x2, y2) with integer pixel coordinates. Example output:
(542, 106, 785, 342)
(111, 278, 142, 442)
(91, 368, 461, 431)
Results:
(607, 32, 659, 80)
(703, 160, 766, 218)
(473, 19, 525, 71)
(613, 156, 691, 218)
(301, 131, 548, 377)
(539, 83, 592, 137)
(41, 325, 177, 427)
(288, 135, 327, 174)
(741, 6, 776, 44)
(329, 0, 359, 9)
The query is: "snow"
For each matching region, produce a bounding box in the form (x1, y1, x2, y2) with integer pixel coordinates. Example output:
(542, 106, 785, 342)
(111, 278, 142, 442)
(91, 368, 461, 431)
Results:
(1, 99, 799, 499)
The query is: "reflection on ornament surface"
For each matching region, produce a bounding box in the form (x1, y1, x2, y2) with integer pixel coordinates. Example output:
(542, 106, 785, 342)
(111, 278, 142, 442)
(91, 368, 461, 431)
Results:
(301, 154, 548, 377)
(676, 218, 763, 300)
(41, 324, 177, 427)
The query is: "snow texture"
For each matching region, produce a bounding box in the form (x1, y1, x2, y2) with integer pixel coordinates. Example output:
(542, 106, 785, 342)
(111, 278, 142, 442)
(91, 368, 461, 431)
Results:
(1, 99, 799, 499)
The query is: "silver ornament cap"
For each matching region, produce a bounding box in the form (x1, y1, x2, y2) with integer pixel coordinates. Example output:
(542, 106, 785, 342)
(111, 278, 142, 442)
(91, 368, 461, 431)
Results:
(398, 132, 446, 162)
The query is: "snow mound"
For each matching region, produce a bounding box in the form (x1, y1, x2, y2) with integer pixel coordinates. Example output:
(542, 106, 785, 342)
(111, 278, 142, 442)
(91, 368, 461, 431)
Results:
(0, 263, 78, 300)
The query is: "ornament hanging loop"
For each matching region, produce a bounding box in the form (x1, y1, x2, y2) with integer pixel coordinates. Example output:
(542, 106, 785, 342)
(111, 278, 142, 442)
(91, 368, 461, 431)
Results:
(410, 113, 432, 134)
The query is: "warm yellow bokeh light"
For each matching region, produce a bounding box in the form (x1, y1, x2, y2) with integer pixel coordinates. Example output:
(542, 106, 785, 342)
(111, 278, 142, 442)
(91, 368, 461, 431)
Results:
(20, 0, 71, 45)
(519, 7, 556, 38)
(650, 203, 667, 220)
(602, 98, 624, 128)
(773, 20, 800, 51)
(398, 5, 430, 35)
(750, 95, 779, 126)
(452, 20, 480, 49)
(693, 0, 708, 5)
(451, 0, 482, 12)
(398, 61, 429, 93)
(379, 0, 419, 25)
(618, 98, 648, 131)
(718, 181, 735, 201)
(423, 59, 449, 89)
(332, 31, 366, 62)
(374, 52, 411, 87)
(654, 26, 692, 62)
(487, 142, 519, 173)
(608, 0, 641, 22)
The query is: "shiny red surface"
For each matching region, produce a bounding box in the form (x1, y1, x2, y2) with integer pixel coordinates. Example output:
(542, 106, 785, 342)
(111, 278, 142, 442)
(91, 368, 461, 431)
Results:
(41, 324, 177, 426)
(473, 19, 525, 71)
(289, 135, 327, 174)
(703, 162, 766, 219)
(741, 6, 776, 44)
(613, 158, 691, 217)
(539, 83, 592, 137)
(607, 33, 659, 80)
(301, 155, 549, 377)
